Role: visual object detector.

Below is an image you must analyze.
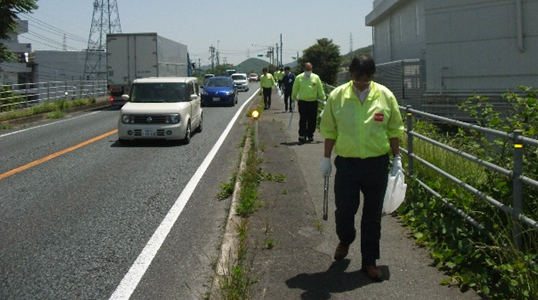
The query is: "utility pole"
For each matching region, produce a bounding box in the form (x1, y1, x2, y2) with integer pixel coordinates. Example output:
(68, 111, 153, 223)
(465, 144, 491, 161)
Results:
(275, 43, 279, 66)
(209, 45, 215, 70)
(280, 34, 283, 66)
(217, 40, 220, 68)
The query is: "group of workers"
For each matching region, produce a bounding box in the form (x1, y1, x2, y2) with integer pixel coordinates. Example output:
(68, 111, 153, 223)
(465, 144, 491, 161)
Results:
(258, 54, 405, 282)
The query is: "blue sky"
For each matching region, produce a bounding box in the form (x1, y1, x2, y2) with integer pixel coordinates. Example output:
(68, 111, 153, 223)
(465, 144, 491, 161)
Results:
(19, 0, 374, 65)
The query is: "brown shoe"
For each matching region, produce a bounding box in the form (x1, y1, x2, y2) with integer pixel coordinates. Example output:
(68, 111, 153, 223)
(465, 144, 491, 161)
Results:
(362, 265, 384, 282)
(333, 243, 349, 261)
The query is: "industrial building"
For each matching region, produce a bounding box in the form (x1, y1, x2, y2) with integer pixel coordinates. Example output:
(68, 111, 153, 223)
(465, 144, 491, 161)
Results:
(366, 0, 538, 117)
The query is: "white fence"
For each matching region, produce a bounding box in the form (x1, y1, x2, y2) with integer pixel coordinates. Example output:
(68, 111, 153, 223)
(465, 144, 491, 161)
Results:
(1, 80, 108, 111)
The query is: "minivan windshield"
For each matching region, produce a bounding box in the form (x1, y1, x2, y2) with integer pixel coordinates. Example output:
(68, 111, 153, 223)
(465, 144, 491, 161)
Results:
(130, 83, 187, 102)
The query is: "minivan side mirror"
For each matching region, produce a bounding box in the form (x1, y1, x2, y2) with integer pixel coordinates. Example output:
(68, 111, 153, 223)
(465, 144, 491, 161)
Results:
(121, 94, 130, 101)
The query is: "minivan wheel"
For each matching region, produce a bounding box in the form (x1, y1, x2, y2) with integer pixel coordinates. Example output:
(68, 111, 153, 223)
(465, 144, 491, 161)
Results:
(196, 113, 203, 133)
(183, 121, 191, 144)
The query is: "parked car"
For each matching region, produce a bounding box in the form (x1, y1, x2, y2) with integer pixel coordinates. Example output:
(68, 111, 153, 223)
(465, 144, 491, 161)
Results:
(248, 73, 259, 82)
(231, 73, 249, 92)
(117, 77, 203, 144)
(200, 76, 238, 107)
(203, 73, 215, 86)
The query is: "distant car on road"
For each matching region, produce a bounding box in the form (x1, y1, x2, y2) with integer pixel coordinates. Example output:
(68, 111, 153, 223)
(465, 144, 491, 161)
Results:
(201, 76, 238, 107)
(203, 73, 215, 86)
(231, 73, 249, 92)
(248, 73, 259, 82)
(117, 77, 203, 144)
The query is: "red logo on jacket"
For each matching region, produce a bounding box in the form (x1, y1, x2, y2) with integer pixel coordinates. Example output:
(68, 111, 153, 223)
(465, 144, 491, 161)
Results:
(374, 113, 384, 122)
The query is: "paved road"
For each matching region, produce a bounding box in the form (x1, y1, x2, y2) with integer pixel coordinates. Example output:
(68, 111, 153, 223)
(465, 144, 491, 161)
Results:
(0, 83, 257, 299)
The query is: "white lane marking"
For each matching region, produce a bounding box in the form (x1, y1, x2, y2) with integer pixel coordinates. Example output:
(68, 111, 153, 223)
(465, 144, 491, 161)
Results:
(0, 111, 104, 138)
(109, 92, 258, 300)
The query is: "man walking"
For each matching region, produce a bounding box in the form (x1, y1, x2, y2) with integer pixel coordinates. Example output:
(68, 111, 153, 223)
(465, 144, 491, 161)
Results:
(282, 66, 296, 112)
(259, 67, 276, 109)
(274, 66, 285, 91)
(291, 62, 326, 143)
(319, 54, 404, 282)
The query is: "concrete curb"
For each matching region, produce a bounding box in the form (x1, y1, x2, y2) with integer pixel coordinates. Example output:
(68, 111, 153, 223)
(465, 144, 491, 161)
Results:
(210, 130, 252, 300)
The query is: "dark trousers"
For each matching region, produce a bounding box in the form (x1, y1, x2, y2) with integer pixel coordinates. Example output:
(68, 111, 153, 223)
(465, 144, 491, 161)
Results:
(297, 100, 318, 138)
(263, 88, 272, 108)
(334, 154, 389, 266)
(284, 91, 292, 111)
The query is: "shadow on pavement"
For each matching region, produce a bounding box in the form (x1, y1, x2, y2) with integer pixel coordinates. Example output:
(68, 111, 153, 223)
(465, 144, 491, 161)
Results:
(285, 260, 391, 299)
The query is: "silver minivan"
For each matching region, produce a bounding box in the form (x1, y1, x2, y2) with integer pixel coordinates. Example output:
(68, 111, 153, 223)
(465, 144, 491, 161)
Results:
(118, 77, 203, 144)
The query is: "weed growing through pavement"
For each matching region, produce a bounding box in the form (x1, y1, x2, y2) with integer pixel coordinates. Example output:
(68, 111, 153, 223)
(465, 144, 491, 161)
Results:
(282, 189, 288, 195)
(217, 218, 256, 300)
(217, 172, 237, 200)
(264, 238, 276, 250)
(315, 220, 323, 232)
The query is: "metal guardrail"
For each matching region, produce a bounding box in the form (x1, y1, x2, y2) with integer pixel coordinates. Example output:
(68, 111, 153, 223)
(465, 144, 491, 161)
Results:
(1, 80, 108, 111)
(402, 105, 538, 250)
(316, 82, 537, 250)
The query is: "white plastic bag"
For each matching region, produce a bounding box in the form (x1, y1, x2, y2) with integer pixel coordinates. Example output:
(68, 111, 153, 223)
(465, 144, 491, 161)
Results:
(382, 170, 407, 215)
(277, 88, 283, 99)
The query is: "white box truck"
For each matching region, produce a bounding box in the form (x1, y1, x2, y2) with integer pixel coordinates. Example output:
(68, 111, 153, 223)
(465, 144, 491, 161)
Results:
(106, 33, 190, 107)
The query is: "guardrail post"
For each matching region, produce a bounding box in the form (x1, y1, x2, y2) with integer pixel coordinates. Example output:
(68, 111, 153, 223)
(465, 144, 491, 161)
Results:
(512, 129, 523, 250)
(24, 84, 28, 108)
(406, 105, 414, 176)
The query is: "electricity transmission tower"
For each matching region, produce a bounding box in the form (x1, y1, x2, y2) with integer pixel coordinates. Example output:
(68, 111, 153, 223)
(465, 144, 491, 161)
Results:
(83, 0, 122, 80)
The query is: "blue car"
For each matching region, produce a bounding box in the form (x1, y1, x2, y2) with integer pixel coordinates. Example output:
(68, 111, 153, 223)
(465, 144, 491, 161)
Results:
(201, 76, 238, 107)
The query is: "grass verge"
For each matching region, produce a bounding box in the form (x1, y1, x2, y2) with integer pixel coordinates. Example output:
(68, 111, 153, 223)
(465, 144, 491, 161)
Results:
(0, 97, 97, 122)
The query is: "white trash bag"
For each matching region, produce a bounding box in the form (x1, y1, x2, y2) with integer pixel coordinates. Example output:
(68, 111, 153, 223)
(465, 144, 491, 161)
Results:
(382, 170, 407, 215)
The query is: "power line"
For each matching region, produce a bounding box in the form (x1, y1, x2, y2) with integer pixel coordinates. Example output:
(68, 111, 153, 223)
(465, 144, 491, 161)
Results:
(21, 13, 88, 44)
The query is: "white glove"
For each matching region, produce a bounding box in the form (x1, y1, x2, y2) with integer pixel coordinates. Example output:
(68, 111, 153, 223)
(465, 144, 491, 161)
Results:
(390, 155, 402, 177)
(321, 157, 332, 178)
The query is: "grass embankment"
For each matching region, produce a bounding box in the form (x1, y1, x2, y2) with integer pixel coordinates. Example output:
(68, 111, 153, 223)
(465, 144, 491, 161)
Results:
(0, 98, 98, 129)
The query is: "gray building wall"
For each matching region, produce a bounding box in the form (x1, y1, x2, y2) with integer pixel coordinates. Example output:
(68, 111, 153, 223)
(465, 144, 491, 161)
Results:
(0, 20, 32, 85)
(366, 0, 538, 96)
(31, 50, 95, 83)
(424, 0, 538, 94)
(366, 0, 426, 62)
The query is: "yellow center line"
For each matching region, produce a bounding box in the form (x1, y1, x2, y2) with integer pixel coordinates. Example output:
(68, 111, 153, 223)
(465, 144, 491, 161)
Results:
(0, 129, 118, 181)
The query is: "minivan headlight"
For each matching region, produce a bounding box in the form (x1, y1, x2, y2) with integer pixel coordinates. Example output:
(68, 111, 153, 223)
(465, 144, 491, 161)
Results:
(122, 114, 134, 124)
(166, 114, 180, 124)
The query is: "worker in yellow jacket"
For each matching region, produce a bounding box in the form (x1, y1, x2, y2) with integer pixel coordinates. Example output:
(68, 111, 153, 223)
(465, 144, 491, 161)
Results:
(259, 67, 276, 109)
(291, 62, 326, 143)
(274, 67, 284, 91)
(319, 54, 404, 282)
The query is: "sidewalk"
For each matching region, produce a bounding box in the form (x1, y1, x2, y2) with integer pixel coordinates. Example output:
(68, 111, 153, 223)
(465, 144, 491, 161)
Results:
(246, 90, 481, 299)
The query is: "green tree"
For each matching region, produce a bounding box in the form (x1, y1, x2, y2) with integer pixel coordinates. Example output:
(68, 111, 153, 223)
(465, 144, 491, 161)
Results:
(0, 0, 38, 63)
(297, 38, 341, 85)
